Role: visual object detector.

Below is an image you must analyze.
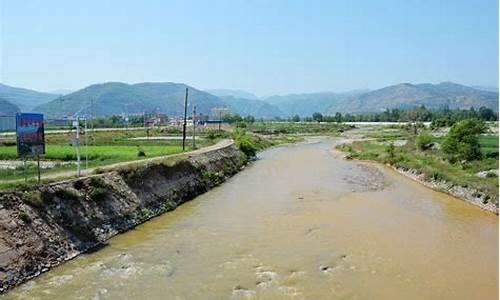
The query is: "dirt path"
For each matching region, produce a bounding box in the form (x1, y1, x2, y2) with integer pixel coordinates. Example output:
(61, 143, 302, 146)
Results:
(1, 139, 233, 184)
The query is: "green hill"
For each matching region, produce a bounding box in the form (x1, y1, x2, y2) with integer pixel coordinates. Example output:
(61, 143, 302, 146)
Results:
(264, 92, 362, 117)
(331, 82, 499, 113)
(0, 98, 21, 116)
(34, 82, 227, 118)
(0, 83, 58, 111)
(262, 83, 498, 116)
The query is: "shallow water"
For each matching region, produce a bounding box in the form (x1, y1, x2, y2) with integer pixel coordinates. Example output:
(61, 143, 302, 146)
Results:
(2, 138, 498, 300)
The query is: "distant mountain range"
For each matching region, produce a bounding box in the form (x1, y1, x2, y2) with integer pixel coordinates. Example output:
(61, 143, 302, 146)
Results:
(205, 89, 259, 100)
(471, 85, 499, 93)
(34, 82, 226, 118)
(0, 81, 497, 118)
(0, 83, 58, 111)
(264, 91, 363, 117)
(0, 98, 20, 116)
(329, 82, 499, 114)
(218, 96, 285, 118)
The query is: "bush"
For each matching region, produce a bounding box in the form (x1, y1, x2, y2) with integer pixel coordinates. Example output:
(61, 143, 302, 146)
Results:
(426, 171, 447, 181)
(384, 143, 397, 165)
(235, 122, 247, 129)
(202, 171, 222, 184)
(18, 210, 32, 223)
(137, 147, 146, 157)
(485, 151, 499, 159)
(22, 191, 43, 207)
(442, 119, 486, 162)
(90, 176, 106, 188)
(415, 132, 433, 151)
(55, 188, 80, 200)
(233, 130, 258, 157)
(89, 188, 107, 201)
(486, 172, 498, 178)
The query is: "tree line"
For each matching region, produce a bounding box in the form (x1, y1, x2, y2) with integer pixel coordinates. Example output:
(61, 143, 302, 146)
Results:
(301, 106, 497, 124)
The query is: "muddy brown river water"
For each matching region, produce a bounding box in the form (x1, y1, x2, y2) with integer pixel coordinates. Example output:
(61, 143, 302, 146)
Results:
(2, 138, 498, 300)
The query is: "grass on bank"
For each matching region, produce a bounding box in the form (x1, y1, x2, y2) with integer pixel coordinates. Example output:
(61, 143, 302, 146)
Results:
(337, 133, 499, 204)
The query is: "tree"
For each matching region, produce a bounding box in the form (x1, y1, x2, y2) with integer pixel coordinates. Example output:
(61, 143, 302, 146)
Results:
(243, 115, 255, 123)
(334, 112, 342, 123)
(312, 112, 323, 123)
(478, 106, 497, 121)
(222, 113, 243, 123)
(292, 114, 300, 122)
(442, 119, 486, 161)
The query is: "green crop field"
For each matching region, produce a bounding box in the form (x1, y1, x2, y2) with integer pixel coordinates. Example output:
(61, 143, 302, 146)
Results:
(479, 135, 499, 155)
(0, 145, 183, 161)
(0, 127, 221, 182)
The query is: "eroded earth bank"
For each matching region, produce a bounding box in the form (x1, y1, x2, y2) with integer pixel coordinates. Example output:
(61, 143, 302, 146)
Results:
(0, 143, 246, 293)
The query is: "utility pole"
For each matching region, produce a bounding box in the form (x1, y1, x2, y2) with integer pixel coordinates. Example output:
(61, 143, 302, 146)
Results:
(143, 111, 149, 140)
(84, 117, 88, 169)
(75, 117, 81, 177)
(192, 105, 197, 149)
(90, 97, 93, 131)
(218, 110, 222, 132)
(182, 88, 188, 151)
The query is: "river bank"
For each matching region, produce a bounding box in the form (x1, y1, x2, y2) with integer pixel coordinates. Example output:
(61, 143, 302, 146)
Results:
(0, 142, 246, 293)
(335, 132, 499, 214)
(389, 166, 498, 213)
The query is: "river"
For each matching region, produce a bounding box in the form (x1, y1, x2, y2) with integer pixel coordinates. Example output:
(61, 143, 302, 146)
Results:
(2, 138, 498, 299)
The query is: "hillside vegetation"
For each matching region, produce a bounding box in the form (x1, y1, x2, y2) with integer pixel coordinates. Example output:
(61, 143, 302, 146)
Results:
(3, 81, 498, 119)
(0, 83, 58, 111)
(34, 82, 226, 118)
(0, 98, 20, 116)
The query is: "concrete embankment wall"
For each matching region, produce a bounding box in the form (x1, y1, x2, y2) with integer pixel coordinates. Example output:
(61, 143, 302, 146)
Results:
(0, 144, 246, 292)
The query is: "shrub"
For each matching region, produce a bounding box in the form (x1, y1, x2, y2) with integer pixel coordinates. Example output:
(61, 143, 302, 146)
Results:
(486, 172, 498, 178)
(237, 138, 257, 157)
(137, 146, 146, 157)
(485, 151, 499, 159)
(430, 117, 455, 130)
(415, 132, 433, 151)
(18, 210, 32, 223)
(202, 171, 221, 183)
(140, 208, 154, 220)
(89, 176, 106, 188)
(55, 188, 80, 200)
(233, 130, 258, 157)
(345, 145, 354, 160)
(425, 171, 447, 182)
(384, 143, 397, 165)
(22, 191, 43, 207)
(89, 188, 107, 201)
(235, 122, 247, 128)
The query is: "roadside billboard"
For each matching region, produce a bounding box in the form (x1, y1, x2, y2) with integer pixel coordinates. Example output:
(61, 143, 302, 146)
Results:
(16, 113, 45, 157)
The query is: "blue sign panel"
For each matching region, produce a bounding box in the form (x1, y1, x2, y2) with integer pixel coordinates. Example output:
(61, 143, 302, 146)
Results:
(16, 113, 45, 157)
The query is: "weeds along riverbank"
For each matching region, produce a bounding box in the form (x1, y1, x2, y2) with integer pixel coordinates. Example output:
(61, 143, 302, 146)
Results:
(337, 122, 499, 213)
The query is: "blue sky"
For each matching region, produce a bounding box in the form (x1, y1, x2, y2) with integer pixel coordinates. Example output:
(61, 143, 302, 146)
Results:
(1, 0, 498, 95)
